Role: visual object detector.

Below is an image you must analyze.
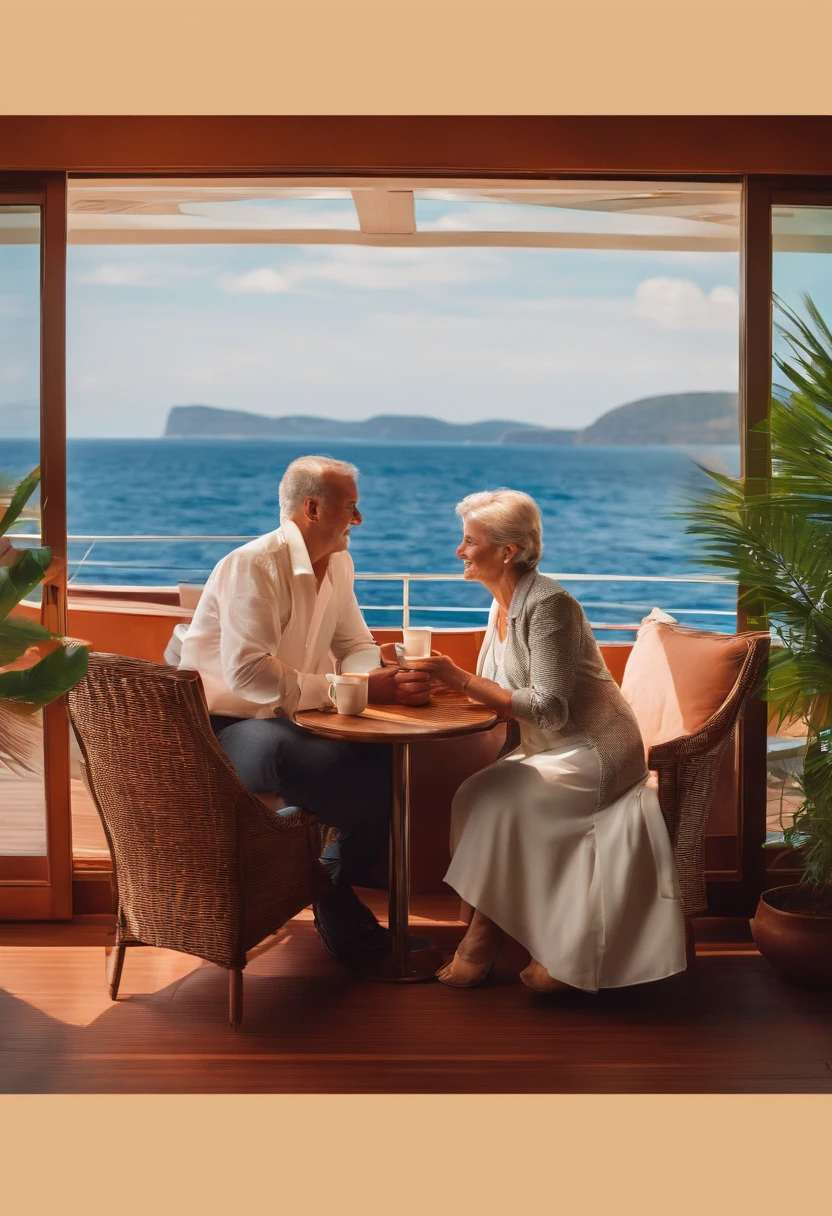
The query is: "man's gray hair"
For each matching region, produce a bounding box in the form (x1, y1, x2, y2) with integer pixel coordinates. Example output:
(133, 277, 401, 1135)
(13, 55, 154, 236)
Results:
(279, 455, 360, 522)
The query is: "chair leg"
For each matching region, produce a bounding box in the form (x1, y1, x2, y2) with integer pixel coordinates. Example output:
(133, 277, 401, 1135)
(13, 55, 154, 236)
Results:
(105, 944, 127, 1000)
(229, 968, 243, 1029)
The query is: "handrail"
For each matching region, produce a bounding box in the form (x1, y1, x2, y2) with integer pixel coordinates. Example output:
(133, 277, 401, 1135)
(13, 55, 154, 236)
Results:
(11, 531, 736, 582)
(10, 531, 738, 632)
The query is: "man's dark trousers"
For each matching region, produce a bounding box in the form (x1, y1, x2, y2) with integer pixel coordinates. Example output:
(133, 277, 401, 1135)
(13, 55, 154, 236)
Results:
(210, 714, 391, 889)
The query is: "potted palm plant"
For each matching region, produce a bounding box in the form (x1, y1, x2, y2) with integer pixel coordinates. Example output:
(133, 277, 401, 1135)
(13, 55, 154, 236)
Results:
(0, 466, 88, 774)
(684, 293, 832, 988)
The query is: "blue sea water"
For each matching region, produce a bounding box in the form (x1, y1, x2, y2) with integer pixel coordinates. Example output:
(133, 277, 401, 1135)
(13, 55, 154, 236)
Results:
(2, 438, 741, 635)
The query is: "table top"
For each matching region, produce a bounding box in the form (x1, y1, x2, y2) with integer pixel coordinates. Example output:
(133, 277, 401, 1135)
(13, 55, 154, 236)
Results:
(295, 691, 499, 744)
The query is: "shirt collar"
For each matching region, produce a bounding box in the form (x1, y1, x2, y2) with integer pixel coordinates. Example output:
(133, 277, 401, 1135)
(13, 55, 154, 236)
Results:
(279, 519, 315, 578)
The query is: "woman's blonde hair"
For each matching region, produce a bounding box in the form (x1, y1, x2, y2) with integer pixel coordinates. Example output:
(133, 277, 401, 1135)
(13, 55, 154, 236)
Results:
(455, 488, 543, 571)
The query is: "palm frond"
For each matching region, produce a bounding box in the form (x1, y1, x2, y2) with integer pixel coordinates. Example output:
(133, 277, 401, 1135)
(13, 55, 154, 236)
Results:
(683, 293, 832, 886)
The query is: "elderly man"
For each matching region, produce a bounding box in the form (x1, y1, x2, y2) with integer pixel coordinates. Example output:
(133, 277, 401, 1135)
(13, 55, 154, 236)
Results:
(180, 455, 430, 963)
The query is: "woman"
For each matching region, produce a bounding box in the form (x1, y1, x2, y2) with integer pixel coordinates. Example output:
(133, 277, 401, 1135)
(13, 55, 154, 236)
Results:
(416, 489, 686, 992)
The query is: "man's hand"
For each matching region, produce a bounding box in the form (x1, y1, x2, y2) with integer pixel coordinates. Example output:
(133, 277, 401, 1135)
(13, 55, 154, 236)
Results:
(367, 665, 431, 706)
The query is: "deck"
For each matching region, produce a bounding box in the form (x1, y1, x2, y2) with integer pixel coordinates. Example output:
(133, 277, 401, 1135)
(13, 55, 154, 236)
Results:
(2, 893, 831, 1094)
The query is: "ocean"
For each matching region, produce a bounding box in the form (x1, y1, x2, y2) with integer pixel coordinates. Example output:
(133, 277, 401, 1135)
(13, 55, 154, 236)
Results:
(3, 438, 741, 635)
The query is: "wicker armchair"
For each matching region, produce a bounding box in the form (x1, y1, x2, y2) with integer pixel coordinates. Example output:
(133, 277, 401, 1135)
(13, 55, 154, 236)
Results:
(646, 632, 771, 964)
(67, 652, 329, 1028)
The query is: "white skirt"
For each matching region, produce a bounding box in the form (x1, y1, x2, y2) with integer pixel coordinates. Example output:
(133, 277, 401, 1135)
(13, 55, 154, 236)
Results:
(444, 731, 687, 992)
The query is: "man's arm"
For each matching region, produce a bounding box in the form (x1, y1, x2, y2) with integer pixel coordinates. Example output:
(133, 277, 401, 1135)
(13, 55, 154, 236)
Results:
(216, 551, 328, 715)
(330, 557, 430, 705)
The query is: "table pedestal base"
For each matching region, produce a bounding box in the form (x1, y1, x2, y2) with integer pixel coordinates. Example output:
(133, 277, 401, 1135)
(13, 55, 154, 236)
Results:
(355, 946, 446, 983)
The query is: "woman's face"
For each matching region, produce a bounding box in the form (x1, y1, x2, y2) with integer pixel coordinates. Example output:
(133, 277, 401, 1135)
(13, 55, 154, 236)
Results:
(456, 516, 508, 583)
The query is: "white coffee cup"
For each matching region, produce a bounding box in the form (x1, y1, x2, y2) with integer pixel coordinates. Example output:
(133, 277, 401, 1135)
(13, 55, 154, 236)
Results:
(327, 673, 368, 715)
(402, 627, 431, 660)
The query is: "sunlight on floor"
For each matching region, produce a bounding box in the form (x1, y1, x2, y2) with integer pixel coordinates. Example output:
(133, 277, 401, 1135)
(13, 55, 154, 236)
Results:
(2, 946, 205, 1027)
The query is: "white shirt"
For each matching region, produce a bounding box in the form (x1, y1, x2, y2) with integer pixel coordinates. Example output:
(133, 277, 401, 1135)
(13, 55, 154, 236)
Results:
(179, 519, 380, 720)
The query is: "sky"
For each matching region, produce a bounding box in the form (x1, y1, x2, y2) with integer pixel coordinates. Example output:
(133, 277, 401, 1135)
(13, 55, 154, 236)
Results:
(0, 193, 828, 439)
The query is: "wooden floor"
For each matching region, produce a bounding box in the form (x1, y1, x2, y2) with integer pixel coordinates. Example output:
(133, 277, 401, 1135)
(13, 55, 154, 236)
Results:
(2, 895, 831, 1094)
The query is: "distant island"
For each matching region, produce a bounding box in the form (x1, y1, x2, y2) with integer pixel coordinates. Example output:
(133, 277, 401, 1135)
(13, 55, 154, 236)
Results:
(164, 391, 739, 446)
(164, 407, 536, 444)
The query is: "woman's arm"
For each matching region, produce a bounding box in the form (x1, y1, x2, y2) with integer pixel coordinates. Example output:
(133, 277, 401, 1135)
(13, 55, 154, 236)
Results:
(416, 592, 587, 730)
(408, 654, 513, 717)
(509, 592, 583, 732)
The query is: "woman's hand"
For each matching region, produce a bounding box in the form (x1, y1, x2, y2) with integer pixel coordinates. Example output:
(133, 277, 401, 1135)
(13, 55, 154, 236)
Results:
(407, 651, 469, 692)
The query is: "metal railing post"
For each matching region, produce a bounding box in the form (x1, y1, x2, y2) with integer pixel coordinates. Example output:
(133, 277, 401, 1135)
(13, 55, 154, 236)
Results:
(402, 575, 410, 629)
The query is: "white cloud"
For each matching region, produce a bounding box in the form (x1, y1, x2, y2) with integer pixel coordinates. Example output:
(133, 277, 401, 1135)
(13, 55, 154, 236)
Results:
(74, 263, 205, 288)
(633, 277, 739, 332)
(220, 267, 293, 294)
(65, 284, 740, 438)
(219, 246, 493, 294)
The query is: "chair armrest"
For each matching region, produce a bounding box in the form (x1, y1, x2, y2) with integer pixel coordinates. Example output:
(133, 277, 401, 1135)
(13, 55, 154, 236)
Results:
(648, 711, 736, 768)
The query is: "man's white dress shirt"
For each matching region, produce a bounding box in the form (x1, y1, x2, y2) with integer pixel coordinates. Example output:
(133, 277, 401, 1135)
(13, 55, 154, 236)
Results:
(179, 520, 380, 720)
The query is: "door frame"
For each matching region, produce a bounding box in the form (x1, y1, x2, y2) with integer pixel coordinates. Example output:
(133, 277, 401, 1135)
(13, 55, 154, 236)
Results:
(0, 173, 71, 919)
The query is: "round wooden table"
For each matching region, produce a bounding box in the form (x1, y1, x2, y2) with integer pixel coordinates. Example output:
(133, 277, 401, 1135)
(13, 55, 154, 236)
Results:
(295, 693, 498, 981)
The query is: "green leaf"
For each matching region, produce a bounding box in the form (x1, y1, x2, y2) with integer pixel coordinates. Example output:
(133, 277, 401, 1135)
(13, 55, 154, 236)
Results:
(0, 643, 89, 708)
(0, 466, 40, 537)
(0, 617, 53, 664)
(0, 546, 52, 621)
(681, 291, 832, 887)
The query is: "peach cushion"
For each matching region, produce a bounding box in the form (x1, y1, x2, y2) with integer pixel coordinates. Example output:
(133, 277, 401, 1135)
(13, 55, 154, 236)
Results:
(621, 622, 753, 757)
(178, 582, 205, 610)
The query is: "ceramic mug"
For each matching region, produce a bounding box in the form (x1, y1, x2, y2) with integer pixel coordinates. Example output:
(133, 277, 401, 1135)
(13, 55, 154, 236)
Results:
(402, 627, 432, 660)
(327, 673, 369, 715)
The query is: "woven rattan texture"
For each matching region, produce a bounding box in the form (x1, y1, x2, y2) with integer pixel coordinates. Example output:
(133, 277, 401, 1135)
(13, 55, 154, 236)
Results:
(648, 632, 770, 919)
(68, 653, 325, 970)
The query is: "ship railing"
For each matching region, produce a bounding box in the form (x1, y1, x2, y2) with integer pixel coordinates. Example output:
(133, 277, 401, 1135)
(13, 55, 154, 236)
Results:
(11, 533, 738, 634)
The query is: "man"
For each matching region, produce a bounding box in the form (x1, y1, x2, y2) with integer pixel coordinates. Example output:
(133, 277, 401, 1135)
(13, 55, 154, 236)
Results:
(180, 455, 430, 963)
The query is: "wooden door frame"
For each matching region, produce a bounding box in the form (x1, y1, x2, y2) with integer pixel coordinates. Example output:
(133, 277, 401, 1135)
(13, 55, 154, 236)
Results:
(0, 173, 71, 919)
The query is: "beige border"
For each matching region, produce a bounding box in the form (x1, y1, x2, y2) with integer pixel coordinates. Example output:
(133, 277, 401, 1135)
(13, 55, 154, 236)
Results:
(1, 0, 832, 113)
(2, 1095, 832, 1212)
(2, 3, 830, 1213)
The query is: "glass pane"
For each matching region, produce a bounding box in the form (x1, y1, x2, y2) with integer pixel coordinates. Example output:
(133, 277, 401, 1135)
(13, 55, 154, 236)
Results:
(767, 205, 828, 839)
(0, 205, 46, 860)
(65, 179, 742, 639)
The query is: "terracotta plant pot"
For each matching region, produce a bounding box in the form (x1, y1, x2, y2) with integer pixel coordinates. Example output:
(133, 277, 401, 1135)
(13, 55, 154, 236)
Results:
(751, 885, 832, 990)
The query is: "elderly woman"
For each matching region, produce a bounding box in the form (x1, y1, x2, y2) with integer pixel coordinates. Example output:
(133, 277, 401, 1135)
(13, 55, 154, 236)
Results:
(416, 489, 686, 992)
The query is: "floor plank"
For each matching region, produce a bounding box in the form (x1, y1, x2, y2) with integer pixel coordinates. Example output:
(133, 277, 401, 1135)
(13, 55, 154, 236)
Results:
(2, 901, 831, 1094)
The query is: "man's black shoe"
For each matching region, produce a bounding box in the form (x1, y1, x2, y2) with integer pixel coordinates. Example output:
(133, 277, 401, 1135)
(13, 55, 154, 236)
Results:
(312, 887, 391, 963)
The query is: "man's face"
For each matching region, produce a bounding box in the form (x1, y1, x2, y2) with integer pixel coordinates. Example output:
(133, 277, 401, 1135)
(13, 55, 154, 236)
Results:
(314, 474, 362, 555)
